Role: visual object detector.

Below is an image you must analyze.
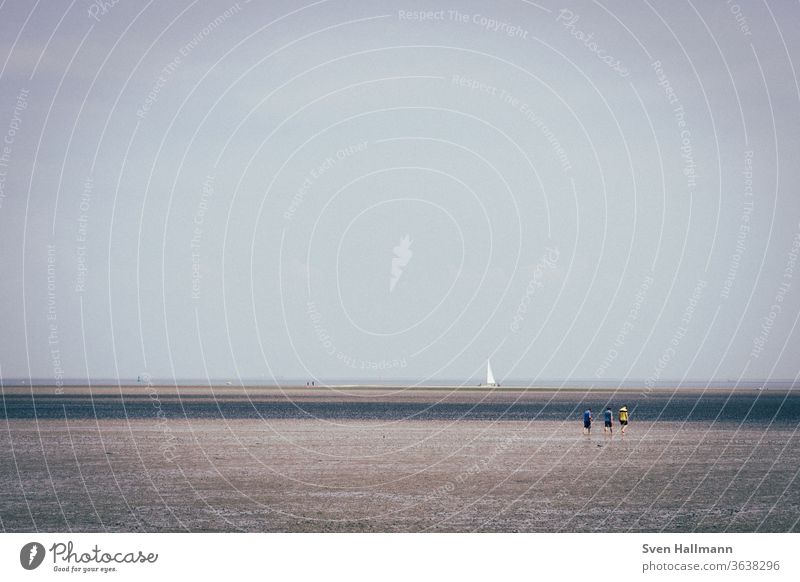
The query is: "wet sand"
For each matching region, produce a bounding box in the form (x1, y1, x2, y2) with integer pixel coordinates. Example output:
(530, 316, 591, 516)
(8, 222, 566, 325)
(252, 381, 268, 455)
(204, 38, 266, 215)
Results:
(1, 388, 798, 532)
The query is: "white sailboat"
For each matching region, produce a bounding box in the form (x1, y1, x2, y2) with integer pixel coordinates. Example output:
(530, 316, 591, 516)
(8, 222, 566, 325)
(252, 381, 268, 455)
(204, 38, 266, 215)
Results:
(486, 360, 499, 387)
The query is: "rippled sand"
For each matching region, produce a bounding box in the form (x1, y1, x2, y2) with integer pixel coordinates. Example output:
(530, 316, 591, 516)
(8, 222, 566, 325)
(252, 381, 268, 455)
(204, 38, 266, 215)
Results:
(1, 388, 798, 532)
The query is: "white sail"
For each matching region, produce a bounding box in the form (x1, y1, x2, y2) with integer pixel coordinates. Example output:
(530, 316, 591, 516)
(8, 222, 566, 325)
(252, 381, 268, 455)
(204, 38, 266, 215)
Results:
(486, 360, 497, 386)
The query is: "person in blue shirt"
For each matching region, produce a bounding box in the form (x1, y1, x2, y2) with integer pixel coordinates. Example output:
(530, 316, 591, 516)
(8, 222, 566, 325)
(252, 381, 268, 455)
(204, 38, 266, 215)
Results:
(583, 408, 593, 434)
(603, 407, 613, 434)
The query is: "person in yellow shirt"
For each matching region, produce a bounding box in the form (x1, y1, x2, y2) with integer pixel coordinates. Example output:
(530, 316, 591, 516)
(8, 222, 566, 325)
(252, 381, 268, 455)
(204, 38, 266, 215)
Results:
(618, 405, 629, 434)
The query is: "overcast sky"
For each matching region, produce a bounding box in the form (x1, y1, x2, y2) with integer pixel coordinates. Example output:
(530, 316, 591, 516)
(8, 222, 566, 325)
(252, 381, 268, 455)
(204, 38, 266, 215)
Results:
(1, 0, 799, 385)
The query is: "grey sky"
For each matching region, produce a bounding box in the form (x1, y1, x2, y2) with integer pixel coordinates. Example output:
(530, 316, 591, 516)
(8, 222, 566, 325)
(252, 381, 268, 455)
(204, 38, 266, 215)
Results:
(1, 0, 799, 385)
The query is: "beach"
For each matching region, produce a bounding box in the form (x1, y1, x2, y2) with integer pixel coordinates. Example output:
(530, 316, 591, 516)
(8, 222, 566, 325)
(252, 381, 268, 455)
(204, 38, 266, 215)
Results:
(1, 387, 798, 532)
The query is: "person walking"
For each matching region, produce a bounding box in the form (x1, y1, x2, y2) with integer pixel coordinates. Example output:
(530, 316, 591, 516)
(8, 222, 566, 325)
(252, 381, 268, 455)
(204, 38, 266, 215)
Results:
(619, 405, 629, 434)
(583, 408, 593, 435)
(603, 407, 613, 434)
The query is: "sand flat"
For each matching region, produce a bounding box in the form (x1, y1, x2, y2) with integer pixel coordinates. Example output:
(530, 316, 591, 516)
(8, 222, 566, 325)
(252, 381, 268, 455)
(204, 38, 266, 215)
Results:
(1, 388, 798, 532)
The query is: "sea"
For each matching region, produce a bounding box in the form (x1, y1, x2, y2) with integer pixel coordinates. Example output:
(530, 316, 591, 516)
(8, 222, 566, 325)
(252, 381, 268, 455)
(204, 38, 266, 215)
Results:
(2, 389, 799, 424)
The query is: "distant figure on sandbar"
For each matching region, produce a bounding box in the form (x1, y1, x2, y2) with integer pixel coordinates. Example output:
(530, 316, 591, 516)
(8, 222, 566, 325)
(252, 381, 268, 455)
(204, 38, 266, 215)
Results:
(603, 407, 613, 434)
(583, 408, 592, 435)
(619, 405, 629, 434)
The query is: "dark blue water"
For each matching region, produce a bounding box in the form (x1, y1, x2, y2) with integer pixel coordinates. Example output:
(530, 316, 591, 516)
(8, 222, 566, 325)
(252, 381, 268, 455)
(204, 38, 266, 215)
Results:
(2, 391, 800, 423)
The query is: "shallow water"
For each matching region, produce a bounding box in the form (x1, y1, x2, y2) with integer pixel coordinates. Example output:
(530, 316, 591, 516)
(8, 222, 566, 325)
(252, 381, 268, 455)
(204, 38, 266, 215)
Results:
(3, 390, 799, 423)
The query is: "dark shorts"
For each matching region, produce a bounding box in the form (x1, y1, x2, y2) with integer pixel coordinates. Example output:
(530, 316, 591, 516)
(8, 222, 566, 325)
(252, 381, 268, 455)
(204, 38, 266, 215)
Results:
(604, 421, 612, 427)
(584, 421, 591, 428)
(620, 420, 628, 426)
